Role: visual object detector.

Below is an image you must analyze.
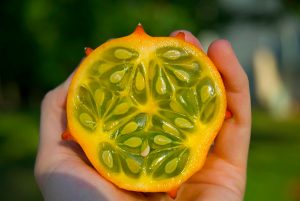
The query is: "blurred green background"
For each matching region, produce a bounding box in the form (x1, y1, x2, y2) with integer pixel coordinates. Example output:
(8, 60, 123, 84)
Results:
(1, 0, 300, 200)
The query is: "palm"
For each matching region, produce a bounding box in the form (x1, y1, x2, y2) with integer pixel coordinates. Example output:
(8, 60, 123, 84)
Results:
(49, 139, 244, 201)
(35, 31, 251, 201)
(178, 153, 245, 201)
(46, 142, 244, 201)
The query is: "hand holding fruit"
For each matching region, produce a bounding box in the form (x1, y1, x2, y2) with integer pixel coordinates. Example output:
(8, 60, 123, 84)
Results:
(35, 27, 251, 201)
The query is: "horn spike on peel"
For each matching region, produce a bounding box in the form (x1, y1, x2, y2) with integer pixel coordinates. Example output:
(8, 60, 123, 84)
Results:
(133, 23, 147, 35)
(167, 187, 179, 199)
(175, 31, 185, 40)
(62, 127, 77, 143)
(84, 47, 94, 56)
(225, 110, 232, 119)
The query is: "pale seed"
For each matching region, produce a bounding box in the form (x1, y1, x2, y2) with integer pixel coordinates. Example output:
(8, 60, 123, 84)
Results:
(156, 76, 167, 95)
(110, 69, 126, 83)
(102, 150, 113, 168)
(204, 102, 215, 119)
(162, 123, 180, 136)
(114, 49, 133, 59)
(126, 158, 140, 173)
(174, 118, 193, 128)
(201, 85, 213, 102)
(79, 113, 95, 129)
(170, 102, 183, 113)
(174, 70, 190, 81)
(154, 135, 172, 145)
(163, 50, 181, 60)
(114, 102, 130, 115)
(151, 157, 164, 168)
(141, 145, 150, 157)
(95, 89, 105, 106)
(121, 122, 138, 134)
(124, 137, 142, 148)
(135, 71, 145, 91)
(165, 158, 178, 174)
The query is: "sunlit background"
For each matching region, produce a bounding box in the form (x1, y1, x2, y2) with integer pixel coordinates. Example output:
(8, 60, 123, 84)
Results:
(1, 0, 300, 200)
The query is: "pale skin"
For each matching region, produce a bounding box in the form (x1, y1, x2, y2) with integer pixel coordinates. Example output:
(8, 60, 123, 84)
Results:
(35, 31, 251, 201)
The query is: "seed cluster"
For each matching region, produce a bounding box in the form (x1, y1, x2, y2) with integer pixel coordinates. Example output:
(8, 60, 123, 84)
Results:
(74, 47, 218, 179)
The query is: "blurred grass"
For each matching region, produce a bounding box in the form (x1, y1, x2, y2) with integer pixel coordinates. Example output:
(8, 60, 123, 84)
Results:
(0, 111, 42, 201)
(0, 108, 299, 200)
(246, 108, 300, 201)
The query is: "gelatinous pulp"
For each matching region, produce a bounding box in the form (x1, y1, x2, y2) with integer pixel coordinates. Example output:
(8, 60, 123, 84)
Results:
(72, 46, 221, 181)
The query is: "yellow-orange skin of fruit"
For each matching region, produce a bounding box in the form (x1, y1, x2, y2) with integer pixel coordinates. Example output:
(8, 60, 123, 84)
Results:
(62, 25, 226, 198)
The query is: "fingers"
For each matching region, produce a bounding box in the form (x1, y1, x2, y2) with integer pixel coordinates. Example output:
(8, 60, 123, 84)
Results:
(169, 31, 251, 167)
(208, 40, 250, 125)
(208, 40, 249, 94)
(207, 40, 251, 167)
(36, 58, 85, 184)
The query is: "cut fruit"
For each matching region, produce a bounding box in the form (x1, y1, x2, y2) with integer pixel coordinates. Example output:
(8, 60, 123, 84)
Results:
(62, 24, 226, 197)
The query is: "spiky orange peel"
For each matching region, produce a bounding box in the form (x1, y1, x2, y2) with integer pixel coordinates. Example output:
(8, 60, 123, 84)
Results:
(62, 24, 227, 199)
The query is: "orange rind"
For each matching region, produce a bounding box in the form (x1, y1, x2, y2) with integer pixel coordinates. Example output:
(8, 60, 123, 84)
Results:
(62, 24, 226, 198)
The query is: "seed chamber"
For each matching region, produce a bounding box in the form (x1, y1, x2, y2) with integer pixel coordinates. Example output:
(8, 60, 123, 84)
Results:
(74, 46, 220, 180)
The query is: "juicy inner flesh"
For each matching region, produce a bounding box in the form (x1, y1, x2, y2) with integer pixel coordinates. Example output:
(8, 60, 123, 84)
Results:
(72, 46, 220, 181)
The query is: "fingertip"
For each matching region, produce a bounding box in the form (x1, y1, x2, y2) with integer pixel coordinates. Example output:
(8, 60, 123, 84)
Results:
(207, 39, 232, 61)
(170, 30, 203, 50)
(207, 39, 248, 94)
(209, 39, 231, 50)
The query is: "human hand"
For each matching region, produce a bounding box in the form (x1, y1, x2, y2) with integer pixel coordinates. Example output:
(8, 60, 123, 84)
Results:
(35, 31, 251, 201)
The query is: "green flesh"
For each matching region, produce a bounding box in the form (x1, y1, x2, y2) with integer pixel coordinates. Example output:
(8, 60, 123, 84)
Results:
(73, 46, 220, 180)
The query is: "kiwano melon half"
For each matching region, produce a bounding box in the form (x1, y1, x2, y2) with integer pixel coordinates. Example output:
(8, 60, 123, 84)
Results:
(62, 24, 226, 198)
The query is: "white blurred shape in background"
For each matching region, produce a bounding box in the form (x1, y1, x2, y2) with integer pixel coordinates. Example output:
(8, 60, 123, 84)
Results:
(219, 0, 282, 15)
(198, 0, 300, 120)
(253, 47, 298, 120)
